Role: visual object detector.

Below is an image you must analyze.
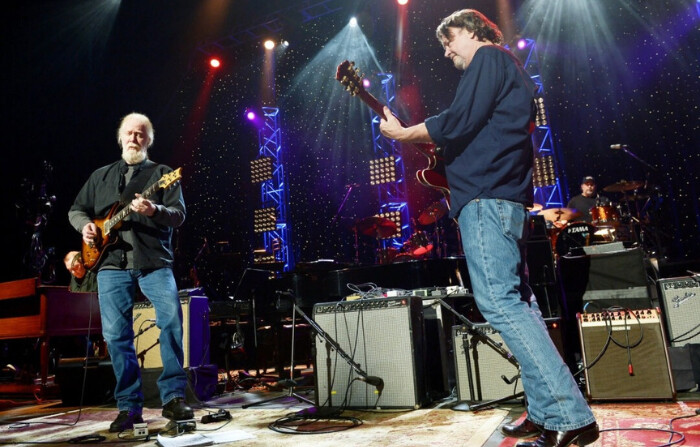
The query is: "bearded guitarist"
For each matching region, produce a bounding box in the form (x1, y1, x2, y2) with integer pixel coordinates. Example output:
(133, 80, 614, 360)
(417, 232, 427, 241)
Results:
(68, 113, 193, 432)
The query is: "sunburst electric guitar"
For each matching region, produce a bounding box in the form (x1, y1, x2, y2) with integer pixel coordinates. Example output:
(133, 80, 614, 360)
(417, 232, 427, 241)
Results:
(81, 168, 182, 270)
(335, 60, 450, 205)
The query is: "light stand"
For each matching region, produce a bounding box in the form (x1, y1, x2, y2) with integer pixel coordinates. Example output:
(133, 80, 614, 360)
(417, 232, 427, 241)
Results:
(436, 297, 523, 411)
(242, 292, 314, 408)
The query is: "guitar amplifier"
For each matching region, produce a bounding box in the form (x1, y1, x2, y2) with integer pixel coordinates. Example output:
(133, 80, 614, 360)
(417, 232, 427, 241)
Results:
(577, 308, 675, 401)
(132, 296, 209, 368)
(312, 296, 427, 409)
(657, 276, 700, 346)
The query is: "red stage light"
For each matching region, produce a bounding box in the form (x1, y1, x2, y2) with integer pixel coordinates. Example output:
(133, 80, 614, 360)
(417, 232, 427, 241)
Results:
(397, 0, 408, 5)
(209, 58, 221, 68)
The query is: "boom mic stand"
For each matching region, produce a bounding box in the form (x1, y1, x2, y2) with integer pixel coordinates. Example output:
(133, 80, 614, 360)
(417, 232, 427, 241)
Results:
(436, 297, 524, 411)
(251, 291, 384, 413)
(242, 291, 315, 408)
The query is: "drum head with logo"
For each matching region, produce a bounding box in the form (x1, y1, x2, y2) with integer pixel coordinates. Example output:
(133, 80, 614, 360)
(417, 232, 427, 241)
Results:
(554, 222, 594, 257)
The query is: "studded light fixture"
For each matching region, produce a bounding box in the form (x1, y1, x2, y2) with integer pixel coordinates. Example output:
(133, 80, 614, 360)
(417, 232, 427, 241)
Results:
(250, 156, 273, 184)
(253, 207, 277, 233)
(377, 210, 402, 239)
(369, 155, 397, 185)
(533, 155, 556, 187)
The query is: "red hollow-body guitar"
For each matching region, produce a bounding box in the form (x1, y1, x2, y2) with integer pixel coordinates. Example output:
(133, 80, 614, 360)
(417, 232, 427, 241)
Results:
(81, 168, 182, 270)
(335, 60, 450, 206)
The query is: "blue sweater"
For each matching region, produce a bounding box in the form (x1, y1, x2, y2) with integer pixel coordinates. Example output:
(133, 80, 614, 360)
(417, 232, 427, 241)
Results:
(425, 45, 536, 218)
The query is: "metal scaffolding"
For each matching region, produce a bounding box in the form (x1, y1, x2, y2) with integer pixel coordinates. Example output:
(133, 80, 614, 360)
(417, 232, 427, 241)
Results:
(253, 107, 294, 271)
(369, 73, 411, 250)
(517, 38, 567, 208)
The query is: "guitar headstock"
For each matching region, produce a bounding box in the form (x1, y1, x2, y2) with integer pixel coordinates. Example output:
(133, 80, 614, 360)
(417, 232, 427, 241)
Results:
(159, 168, 182, 190)
(336, 60, 365, 96)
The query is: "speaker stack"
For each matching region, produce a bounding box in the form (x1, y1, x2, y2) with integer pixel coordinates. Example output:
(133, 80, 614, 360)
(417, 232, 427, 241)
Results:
(132, 296, 210, 368)
(577, 308, 675, 401)
(312, 296, 428, 409)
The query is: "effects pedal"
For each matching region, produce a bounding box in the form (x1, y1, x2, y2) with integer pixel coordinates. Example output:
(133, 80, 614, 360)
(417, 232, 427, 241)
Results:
(201, 409, 232, 424)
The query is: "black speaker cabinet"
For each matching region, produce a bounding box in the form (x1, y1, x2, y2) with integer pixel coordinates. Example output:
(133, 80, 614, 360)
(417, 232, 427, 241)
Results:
(658, 276, 700, 346)
(312, 297, 427, 409)
(132, 296, 209, 369)
(559, 247, 652, 315)
(452, 319, 563, 402)
(55, 357, 115, 405)
(577, 308, 675, 401)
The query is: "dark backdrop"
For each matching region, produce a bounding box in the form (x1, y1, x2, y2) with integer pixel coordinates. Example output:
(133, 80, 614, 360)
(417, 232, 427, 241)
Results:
(2, 0, 698, 295)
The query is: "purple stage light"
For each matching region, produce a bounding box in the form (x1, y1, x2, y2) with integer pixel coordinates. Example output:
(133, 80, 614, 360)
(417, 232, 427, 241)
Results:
(246, 110, 256, 121)
(362, 78, 371, 89)
(517, 39, 528, 50)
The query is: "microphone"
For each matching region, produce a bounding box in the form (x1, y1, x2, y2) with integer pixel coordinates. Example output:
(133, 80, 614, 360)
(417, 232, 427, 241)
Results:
(358, 375, 384, 393)
(610, 144, 628, 150)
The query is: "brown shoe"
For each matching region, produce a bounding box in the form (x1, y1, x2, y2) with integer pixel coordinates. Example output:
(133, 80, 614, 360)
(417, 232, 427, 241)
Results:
(501, 418, 543, 438)
(516, 422, 599, 447)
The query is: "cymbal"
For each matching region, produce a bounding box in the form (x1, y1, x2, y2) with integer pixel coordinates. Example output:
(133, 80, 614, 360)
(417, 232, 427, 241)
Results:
(528, 203, 543, 213)
(418, 198, 448, 225)
(354, 216, 397, 238)
(538, 207, 581, 222)
(603, 180, 644, 192)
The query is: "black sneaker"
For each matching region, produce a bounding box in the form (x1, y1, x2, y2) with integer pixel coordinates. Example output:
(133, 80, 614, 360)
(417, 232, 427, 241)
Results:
(162, 397, 194, 421)
(109, 409, 143, 433)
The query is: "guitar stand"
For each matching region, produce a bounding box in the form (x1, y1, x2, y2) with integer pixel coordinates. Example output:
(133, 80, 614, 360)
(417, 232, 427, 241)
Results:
(436, 297, 524, 411)
(242, 300, 314, 408)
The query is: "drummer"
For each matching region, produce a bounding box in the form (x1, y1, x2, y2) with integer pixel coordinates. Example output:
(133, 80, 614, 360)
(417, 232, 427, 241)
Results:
(566, 176, 610, 222)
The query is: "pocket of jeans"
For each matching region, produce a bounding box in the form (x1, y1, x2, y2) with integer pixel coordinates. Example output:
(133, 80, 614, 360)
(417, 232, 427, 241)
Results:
(497, 199, 526, 240)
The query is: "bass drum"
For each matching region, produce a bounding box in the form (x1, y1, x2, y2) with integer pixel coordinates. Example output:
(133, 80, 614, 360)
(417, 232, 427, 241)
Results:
(552, 222, 595, 257)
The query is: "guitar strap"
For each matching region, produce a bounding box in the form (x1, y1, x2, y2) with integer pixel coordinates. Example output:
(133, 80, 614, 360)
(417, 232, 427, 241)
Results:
(119, 160, 159, 204)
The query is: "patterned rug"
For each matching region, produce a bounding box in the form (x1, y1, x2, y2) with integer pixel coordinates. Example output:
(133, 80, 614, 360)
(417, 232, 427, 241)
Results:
(0, 406, 508, 447)
(498, 401, 700, 447)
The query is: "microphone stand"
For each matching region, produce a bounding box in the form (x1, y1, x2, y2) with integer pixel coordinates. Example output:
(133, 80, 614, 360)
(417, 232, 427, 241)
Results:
(265, 291, 383, 413)
(615, 146, 658, 172)
(436, 297, 524, 411)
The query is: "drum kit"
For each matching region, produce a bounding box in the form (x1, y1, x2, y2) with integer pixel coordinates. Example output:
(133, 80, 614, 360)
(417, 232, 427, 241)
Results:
(351, 198, 449, 265)
(538, 179, 650, 258)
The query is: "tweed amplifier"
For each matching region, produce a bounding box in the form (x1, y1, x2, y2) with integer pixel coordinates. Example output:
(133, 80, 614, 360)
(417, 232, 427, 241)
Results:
(312, 296, 427, 409)
(132, 296, 209, 369)
(577, 308, 675, 401)
(658, 276, 700, 346)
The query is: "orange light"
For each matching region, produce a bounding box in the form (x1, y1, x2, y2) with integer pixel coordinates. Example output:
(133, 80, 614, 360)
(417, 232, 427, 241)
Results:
(209, 58, 221, 68)
(263, 40, 275, 50)
(397, 0, 408, 5)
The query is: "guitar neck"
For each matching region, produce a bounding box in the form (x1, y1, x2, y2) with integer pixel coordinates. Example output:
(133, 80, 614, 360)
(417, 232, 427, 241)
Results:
(356, 90, 437, 156)
(107, 182, 160, 230)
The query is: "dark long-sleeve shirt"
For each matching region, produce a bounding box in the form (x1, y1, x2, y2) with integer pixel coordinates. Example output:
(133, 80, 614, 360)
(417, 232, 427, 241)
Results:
(425, 45, 536, 218)
(69, 159, 185, 270)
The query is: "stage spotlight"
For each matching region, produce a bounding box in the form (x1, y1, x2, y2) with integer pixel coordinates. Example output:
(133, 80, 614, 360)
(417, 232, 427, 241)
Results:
(281, 40, 289, 48)
(397, 0, 409, 5)
(246, 109, 256, 121)
(362, 78, 371, 89)
(517, 39, 528, 50)
(209, 58, 221, 68)
(263, 39, 275, 50)
(349, 17, 358, 27)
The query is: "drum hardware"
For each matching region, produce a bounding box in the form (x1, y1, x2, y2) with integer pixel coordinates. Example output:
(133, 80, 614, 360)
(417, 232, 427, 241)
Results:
(417, 198, 448, 225)
(528, 203, 544, 213)
(405, 231, 434, 257)
(602, 180, 644, 193)
(351, 216, 398, 266)
(590, 205, 620, 227)
(551, 222, 595, 258)
(538, 207, 582, 223)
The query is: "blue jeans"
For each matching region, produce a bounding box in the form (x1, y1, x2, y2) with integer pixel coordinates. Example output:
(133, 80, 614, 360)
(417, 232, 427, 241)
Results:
(97, 268, 187, 411)
(458, 199, 595, 431)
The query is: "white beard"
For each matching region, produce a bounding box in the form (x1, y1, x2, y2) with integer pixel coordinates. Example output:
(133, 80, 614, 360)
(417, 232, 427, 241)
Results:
(122, 147, 147, 165)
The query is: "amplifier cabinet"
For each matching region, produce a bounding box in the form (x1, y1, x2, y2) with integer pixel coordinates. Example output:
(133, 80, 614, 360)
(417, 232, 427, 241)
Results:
(658, 277, 700, 346)
(132, 296, 209, 369)
(577, 308, 675, 401)
(312, 296, 427, 409)
(451, 319, 563, 402)
(452, 324, 523, 402)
